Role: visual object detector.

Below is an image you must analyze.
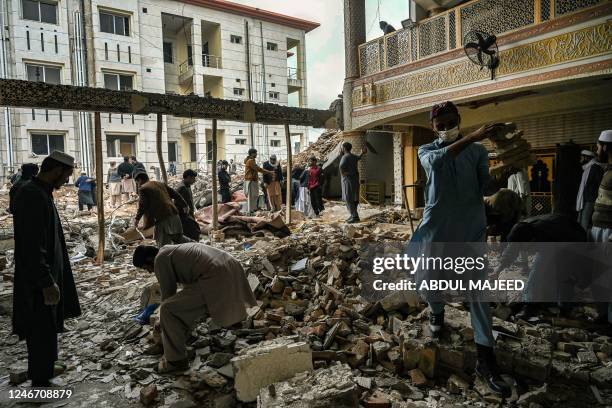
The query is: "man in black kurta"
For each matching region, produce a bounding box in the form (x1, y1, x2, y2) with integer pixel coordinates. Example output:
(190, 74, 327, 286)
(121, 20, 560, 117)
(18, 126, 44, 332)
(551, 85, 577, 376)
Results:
(339, 142, 367, 223)
(12, 151, 81, 386)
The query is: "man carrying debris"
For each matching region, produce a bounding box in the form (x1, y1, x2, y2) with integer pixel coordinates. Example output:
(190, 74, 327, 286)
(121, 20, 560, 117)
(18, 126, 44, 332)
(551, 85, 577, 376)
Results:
(495, 213, 586, 320)
(576, 149, 605, 231)
(410, 101, 511, 398)
(12, 151, 81, 386)
(75, 170, 96, 212)
(263, 154, 284, 211)
(340, 142, 367, 223)
(134, 173, 191, 246)
(244, 148, 274, 214)
(218, 160, 232, 203)
(118, 156, 135, 202)
(132, 243, 257, 373)
(9, 163, 39, 214)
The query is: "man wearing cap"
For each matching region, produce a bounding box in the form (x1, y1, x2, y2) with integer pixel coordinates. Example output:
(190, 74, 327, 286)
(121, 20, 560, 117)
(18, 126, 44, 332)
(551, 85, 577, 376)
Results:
(12, 151, 81, 386)
(576, 149, 605, 231)
(263, 154, 284, 211)
(409, 101, 511, 398)
(591, 131, 612, 243)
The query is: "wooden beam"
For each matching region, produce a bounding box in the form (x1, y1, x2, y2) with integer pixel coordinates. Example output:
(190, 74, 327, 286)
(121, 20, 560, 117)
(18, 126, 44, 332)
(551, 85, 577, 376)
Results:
(94, 112, 105, 264)
(211, 119, 219, 231)
(284, 124, 292, 225)
(0, 79, 335, 128)
(156, 114, 168, 184)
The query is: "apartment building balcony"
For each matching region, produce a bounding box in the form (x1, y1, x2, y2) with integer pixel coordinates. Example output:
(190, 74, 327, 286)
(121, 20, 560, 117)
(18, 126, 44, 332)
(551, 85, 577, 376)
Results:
(349, 0, 612, 130)
(287, 67, 303, 90)
(180, 117, 196, 134)
(178, 58, 194, 86)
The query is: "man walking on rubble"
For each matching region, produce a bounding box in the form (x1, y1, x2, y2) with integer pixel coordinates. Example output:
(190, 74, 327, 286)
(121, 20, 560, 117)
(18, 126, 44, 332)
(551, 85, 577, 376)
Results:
(218, 160, 232, 203)
(132, 243, 257, 374)
(134, 173, 191, 246)
(263, 154, 284, 211)
(244, 148, 274, 215)
(175, 169, 200, 241)
(410, 101, 511, 398)
(118, 156, 135, 202)
(12, 151, 81, 386)
(340, 141, 367, 223)
(9, 163, 39, 214)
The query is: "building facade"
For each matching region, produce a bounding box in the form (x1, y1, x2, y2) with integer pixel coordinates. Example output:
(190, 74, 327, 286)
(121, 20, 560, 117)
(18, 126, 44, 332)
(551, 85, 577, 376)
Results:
(0, 0, 318, 178)
(342, 0, 612, 212)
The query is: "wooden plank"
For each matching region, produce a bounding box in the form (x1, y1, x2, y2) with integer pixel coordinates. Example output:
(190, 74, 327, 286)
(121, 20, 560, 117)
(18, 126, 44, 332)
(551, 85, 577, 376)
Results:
(0, 79, 334, 128)
(94, 112, 105, 264)
(285, 124, 292, 225)
(211, 119, 219, 231)
(156, 113, 168, 184)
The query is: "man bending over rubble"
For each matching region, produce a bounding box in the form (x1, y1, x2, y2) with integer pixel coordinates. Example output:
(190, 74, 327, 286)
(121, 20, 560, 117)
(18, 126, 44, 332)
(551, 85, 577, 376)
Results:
(134, 172, 191, 246)
(410, 101, 511, 398)
(132, 243, 257, 374)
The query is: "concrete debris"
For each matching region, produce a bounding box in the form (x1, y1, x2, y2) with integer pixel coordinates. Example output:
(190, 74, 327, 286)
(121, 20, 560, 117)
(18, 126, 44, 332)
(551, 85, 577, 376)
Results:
(232, 336, 313, 402)
(257, 363, 359, 408)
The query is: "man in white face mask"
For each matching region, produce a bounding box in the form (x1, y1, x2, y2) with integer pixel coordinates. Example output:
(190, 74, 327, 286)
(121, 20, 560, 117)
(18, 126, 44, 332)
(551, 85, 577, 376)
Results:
(409, 101, 511, 398)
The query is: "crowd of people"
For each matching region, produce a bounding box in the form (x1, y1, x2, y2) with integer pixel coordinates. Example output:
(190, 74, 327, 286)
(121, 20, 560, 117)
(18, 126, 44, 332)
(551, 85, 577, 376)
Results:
(6, 101, 611, 396)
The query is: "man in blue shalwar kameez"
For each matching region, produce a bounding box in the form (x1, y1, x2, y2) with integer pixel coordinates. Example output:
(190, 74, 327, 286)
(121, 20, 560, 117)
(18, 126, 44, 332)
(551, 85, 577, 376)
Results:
(410, 101, 511, 398)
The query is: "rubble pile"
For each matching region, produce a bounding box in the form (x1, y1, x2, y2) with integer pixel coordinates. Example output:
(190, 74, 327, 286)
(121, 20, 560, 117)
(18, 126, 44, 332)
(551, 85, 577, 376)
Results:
(292, 129, 342, 168)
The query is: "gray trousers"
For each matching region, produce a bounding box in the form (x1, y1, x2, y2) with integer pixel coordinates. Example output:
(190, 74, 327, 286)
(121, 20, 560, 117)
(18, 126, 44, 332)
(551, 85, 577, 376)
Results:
(346, 200, 359, 219)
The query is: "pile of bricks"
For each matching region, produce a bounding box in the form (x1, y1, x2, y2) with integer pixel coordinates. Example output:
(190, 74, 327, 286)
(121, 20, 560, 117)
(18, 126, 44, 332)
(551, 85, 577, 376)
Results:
(488, 123, 536, 176)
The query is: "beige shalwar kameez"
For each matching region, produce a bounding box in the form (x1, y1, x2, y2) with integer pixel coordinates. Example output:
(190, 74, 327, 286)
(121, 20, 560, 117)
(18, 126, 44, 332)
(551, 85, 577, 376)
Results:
(154, 243, 257, 362)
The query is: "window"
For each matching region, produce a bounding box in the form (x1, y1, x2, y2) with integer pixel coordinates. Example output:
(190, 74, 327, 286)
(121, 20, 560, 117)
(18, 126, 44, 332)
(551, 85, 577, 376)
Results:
(103, 73, 133, 90)
(235, 78, 241, 83)
(266, 42, 278, 51)
(233, 88, 244, 96)
(273, 131, 278, 136)
(230, 35, 242, 44)
(207, 140, 213, 162)
(270, 140, 280, 147)
(168, 142, 177, 162)
(99, 11, 129, 36)
(190, 143, 197, 162)
(238, 130, 243, 135)
(22, 0, 57, 24)
(269, 91, 279, 99)
(294, 141, 300, 152)
(235, 138, 246, 145)
(26, 64, 61, 84)
(31, 133, 64, 155)
(106, 135, 135, 157)
(163, 42, 173, 63)
(270, 83, 275, 88)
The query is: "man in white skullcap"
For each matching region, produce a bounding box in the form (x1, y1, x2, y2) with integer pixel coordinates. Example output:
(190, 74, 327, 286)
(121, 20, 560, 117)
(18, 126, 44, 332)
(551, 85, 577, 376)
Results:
(590, 130, 612, 243)
(576, 147, 605, 231)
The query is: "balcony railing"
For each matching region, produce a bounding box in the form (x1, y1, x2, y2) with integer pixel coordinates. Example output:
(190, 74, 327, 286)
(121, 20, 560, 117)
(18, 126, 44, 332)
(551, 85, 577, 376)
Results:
(358, 0, 605, 77)
(287, 67, 299, 80)
(178, 58, 193, 76)
(202, 54, 222, 69)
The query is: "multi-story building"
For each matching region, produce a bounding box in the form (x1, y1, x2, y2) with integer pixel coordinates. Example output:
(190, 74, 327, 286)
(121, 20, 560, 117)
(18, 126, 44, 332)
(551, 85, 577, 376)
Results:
(341, 0, 612, 213)
(0, 0, 318, 178)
